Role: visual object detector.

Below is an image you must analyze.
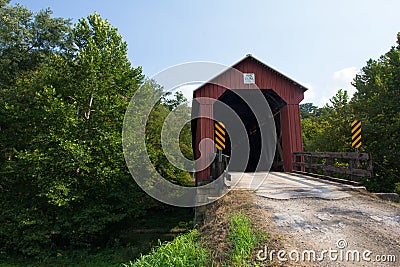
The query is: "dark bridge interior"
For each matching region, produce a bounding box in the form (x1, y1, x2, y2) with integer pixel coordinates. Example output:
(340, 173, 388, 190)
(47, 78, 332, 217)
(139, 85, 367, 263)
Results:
(215, 89, 286, 172)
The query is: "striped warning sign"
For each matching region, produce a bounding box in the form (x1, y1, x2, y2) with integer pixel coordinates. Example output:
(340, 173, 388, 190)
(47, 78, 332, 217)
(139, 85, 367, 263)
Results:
(214, 121, 226, 151)
(351, 120, 362, 149)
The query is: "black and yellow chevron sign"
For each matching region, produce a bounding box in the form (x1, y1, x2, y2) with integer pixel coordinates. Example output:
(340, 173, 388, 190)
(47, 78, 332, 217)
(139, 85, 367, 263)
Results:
(351, 120, 362, 149)
(214, 121, 226, 151)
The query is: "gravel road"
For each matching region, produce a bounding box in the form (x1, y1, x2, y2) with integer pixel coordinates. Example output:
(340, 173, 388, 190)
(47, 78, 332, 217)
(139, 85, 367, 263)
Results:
(253, 190, 400, 266)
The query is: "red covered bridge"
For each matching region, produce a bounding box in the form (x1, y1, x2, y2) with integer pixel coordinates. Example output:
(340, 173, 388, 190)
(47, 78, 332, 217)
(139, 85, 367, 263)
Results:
(191, 55, 307, 184)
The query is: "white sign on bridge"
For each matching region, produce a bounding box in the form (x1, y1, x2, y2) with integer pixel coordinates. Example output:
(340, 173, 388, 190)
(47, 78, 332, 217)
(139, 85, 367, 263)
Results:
(243, 73, 255, 84)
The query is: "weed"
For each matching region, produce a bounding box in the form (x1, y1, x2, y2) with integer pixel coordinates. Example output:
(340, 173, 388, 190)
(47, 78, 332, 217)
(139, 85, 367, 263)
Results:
(123, 229, 209, 267)
(225, 213, 258, 266)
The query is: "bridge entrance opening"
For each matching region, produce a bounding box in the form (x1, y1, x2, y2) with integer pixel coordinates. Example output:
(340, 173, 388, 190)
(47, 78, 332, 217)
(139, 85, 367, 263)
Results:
(215, 89, 286, 172)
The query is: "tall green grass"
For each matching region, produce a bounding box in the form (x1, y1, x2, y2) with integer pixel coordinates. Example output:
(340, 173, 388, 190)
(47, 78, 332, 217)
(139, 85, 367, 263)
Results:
(123, 229, 209, 267)
(226, 213, 258, 266)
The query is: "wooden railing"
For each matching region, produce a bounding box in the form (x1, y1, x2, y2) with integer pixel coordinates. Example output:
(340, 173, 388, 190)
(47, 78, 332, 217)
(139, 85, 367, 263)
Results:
(292, 152, 373, 180)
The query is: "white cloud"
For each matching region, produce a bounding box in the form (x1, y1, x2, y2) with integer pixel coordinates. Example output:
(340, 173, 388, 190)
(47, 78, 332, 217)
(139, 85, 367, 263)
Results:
(333, 66, 358, 84)
(331, 66, 358, 98)
(303, 66, 359, 107)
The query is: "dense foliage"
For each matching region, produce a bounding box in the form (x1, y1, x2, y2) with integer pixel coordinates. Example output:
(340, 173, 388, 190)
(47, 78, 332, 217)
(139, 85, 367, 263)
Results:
(145, 81, 194, 186)
(0, 1, 193, 259)
(301, 33, 400, 193)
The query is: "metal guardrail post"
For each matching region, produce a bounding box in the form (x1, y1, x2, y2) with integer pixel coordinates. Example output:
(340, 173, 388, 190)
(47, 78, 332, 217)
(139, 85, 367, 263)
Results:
(210, 152, 230, 182)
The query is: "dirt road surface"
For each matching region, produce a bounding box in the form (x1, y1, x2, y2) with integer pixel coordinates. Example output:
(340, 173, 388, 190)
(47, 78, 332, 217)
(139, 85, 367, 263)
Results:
(231, 172, 400, 266)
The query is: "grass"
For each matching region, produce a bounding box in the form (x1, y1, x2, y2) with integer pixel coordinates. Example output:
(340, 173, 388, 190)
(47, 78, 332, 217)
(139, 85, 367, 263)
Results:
(123, 229, 209, 267)
(226, 213, 258, 266)
(198, 190, 270, 266)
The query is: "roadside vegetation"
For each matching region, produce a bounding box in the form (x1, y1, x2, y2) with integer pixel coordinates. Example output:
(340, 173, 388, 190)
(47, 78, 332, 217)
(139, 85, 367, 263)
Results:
(300, 34, 400, 193)
(123, 229, 209, 267)
(225, 213, 263, 266)
(125, 191, 270, 267)
(0, 1, 193, 265)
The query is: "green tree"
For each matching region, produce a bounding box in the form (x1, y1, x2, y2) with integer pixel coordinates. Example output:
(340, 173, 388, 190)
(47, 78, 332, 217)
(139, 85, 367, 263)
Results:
(0, 2, 194, 260)
(144, 81, 193, 186)
(351, 33, 400, 192)
(0, 10, 149, 257)
(0, 3, 74, 256)
(302, 89, 352, 152)
(300, 102, 318, 119)
(0, 0, 72, 164)
(0, 0, 72, 87)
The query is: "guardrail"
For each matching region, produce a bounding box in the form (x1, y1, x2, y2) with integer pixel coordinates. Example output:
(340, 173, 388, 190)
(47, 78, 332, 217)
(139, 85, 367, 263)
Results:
(292, 152, 373, 180)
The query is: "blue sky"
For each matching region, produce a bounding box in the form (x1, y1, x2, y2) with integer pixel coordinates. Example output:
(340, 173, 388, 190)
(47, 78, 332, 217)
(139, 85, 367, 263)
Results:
(11, 0, 400, 106)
